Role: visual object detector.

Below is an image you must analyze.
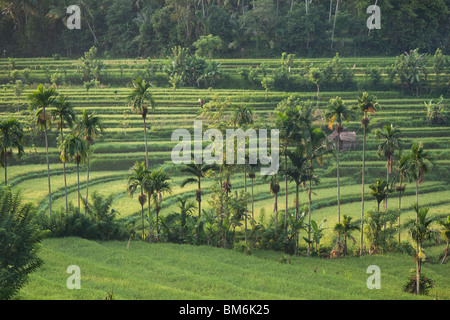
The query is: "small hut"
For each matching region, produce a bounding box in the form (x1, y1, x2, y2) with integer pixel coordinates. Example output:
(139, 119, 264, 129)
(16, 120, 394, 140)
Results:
(327, 127, 357, 151)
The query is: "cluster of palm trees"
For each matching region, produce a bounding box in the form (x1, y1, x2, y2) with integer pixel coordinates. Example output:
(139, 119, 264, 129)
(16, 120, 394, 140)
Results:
(27, 84, 104, 218)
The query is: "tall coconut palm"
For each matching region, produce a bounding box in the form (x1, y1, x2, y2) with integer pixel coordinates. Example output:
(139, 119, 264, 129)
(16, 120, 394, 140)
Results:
(286, 145, 313, 255)
(51, 95, 76, 216)
(354, 91, 380, 256)
(403, 142, 432, 210)
(127, 161, 149, 240)
(374, 124, 402, 210)
(275, 101, 302, 233)
(438, 216, 450, 265)
(405, 204, 438, 295)
(269, 175, 280, 228)
(77, 109, 104, 215)
(402, 141, 433, 282)
(248, 163, 257, 220)
(127, 77, 155, 169)
(263, 174, 281, 228)
(60, 133, 88, 213)
(180, 162, 216, 219)
(28, 84, 57, 218)
(305, 127, 328, 257)
(395, 152, 410, 243)
(325, 96, 354, 224)
(0, 119, 24, 185)
(149, 167, 172, 242)
(231, 104, 254, 199)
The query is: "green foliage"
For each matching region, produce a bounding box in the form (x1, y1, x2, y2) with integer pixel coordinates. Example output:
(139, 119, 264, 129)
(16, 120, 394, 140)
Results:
(402, 269, 434, 295)
(394, 49, 429, 97)
(36, 201, 128, 241)
(77, 46, 104, 82)
(364, 209, 399, 254)
(424, 95, 447, 126)
(193, 34, 223, 60)
(0, 187, 43, 300)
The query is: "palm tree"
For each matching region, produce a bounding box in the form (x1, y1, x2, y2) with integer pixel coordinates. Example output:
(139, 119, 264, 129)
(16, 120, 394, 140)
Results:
(438, 216, 450, 265)
(28, 84, 57, 218)
(374, 124, 401, 210)
(127, 77, 155, 169)
(77, 109, 104, 215)
(333, 215, 360, 256)
(402, 141, 433, 286)
(286, 145, 312, 255)
(0, 119, 24, 185)
(405, 204, 438, 295)
(305, 127, 328, 257)
(369, 178, 391, 212)
(231, 104, 254, 129)
(269, 175, 280, 228)
(395, 152, 410, 243)
(51, 95, 76, 216)
(149, 167, 172, 242)
(231, 104, 254, 199)
(60, 133, 88, 213)
(325, 96, 353, 223)
(403, 142, 432, 210)
(180, 162, 216, 219)
(275, 100, 306, 234)
(127, 161, 149, 240)
(354, 91, 380, 256)
(175, 197, 197, 238)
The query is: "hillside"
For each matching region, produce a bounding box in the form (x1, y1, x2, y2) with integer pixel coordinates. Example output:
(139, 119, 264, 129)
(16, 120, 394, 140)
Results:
(17, 238, 450, 300)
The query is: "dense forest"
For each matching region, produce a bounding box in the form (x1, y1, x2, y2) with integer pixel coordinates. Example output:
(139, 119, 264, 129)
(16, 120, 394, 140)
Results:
(0, 0, 449, 58)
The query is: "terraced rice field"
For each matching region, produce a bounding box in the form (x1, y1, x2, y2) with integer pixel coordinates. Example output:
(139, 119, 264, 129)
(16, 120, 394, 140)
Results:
(0, 57, 449, 253)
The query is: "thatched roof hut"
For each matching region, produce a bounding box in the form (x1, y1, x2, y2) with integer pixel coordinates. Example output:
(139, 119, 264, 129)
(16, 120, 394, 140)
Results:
(327, 128, 357, 151)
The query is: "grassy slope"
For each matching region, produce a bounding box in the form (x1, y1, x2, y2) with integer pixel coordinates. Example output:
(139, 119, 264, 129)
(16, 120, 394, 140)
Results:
(19, 237, 450, 300)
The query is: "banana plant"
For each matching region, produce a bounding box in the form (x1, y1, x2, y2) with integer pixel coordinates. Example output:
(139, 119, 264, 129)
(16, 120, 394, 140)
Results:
(304, 219, 327, 257)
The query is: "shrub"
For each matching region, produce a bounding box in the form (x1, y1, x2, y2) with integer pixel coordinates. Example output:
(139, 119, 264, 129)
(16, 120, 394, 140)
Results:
(402, 269, 434, 295)
(0, 186, 43, 300)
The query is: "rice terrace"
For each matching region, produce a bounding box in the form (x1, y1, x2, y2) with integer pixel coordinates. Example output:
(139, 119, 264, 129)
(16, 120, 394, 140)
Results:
(0, 0, 449, 304)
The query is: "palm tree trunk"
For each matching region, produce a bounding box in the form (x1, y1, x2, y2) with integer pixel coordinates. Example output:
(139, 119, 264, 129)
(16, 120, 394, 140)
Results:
(85, 157, 90, 215)
(295, 183, 299, 255)
(360, 115, 367, 256)
(416, 251, 421, 295)
(4, 148, 7, 185)
(308, 162, 312, 257)
(329, 0, 333, 22)
(143, 117, 149, 168)
(337, 133, 341, 223)
(244, 164, 247, 244)
(148, 196, 152, 243)
(285, 147, 288, 234)
(398, 174, 402, 244)
(61, 125, 68, 216)
(141, 206, 145, 240)
(385, 157, 390, 211)
(44, 120, 52, 219)
(198, 178, 201, 218)
(274, 191, 278, 229)
(77, 162, 80, 212)
(416, 180, 419, 209)
(442, 242, 449, 265)
(251, 178, 254, 220)
(331, 0, 339, 51)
